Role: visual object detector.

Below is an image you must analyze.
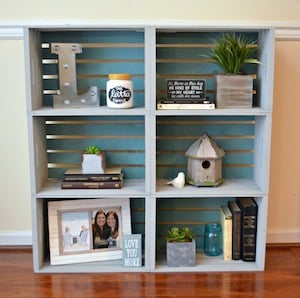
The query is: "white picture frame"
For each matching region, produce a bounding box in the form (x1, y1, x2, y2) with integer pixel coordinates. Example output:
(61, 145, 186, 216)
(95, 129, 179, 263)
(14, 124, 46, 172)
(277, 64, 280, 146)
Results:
(48, 198, 131, 265)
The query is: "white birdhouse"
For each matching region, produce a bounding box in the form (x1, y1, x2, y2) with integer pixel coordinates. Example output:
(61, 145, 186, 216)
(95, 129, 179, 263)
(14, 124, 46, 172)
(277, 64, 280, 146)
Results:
(185, 134, 225, 186)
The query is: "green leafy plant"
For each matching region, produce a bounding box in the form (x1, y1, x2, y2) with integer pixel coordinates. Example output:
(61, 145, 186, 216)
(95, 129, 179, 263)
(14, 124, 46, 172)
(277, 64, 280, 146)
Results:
(84, 145, 102, 154)
(207, 32, 260, 74)
(167, 227, 195, 243)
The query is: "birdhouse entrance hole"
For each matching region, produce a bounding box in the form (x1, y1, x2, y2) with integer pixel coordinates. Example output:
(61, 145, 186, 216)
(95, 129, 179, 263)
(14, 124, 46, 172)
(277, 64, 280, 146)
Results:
(202, 160, 210, 169)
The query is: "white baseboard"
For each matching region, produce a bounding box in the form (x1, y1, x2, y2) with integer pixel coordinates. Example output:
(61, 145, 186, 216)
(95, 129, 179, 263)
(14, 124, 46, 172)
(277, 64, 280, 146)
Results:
(267, 229, 300, 243)
(0, 229, 299, 246)
(0, 231, 32, 246)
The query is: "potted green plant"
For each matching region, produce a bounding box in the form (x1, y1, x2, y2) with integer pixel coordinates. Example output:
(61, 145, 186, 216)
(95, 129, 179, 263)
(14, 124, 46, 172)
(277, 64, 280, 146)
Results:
(208, 32, 260, 108)
(166, 227, 196, 267)
(81, 145, 106, 173)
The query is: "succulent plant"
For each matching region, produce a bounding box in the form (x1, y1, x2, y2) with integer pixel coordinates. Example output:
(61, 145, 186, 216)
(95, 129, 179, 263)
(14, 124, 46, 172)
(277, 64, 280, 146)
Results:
(84, 145, 102, 154)
(167, 227, 195, 242)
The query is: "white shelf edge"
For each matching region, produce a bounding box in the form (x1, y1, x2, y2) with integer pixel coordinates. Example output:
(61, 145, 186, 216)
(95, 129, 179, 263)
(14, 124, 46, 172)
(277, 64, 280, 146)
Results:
(37, 261, 147, 273)
(156, 179, 267, 197)
(30, 106, 147, 117)
(155, 107, 271, 117)
(154, 252, 263, 272)
(34, 179, 146, 198)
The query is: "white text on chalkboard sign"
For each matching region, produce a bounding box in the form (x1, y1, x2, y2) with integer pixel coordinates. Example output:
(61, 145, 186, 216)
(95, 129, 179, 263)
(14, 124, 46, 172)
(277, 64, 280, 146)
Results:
(167, 79, 206, 100)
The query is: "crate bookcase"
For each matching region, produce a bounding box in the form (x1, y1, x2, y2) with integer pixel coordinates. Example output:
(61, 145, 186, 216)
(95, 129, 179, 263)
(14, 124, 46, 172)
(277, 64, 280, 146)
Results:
(25, 25, 274, 273)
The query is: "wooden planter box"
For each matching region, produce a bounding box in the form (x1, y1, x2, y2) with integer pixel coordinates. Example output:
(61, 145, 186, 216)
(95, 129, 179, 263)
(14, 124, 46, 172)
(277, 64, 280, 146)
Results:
(166, 239, 196, 267)
(216, 75, 253, 108)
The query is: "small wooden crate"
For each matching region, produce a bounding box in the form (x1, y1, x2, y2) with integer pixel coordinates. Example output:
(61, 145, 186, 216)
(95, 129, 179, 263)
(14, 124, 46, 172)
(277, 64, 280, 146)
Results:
(216, 75, 253, 108)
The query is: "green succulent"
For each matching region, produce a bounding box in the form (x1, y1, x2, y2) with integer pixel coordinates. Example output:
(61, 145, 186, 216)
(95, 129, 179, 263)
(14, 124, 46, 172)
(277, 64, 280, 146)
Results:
(167, 227, 195, 243)
(84, 145, 102, 154)
(207, 32, 260, 74)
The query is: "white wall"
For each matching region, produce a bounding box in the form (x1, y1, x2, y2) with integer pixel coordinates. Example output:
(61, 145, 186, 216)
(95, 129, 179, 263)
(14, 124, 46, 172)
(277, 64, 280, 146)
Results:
(0, 1, 300, 245)
(0, 0, 300, 23)
(0, 38, 31, 244)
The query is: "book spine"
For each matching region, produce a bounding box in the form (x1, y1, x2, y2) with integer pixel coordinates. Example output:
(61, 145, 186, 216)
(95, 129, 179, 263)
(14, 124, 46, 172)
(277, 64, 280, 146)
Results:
(237, 198, 258, 262)
(61, 180, 123, 189)
(63, 175, 122, 182)
(157, 103, 215, 110)
(228, 201, 241, 260)
(220, 206, 232, 261)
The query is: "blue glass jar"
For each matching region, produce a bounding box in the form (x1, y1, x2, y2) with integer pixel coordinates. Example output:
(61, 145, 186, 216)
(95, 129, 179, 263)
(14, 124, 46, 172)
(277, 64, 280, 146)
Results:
(203, 223, 222, 256)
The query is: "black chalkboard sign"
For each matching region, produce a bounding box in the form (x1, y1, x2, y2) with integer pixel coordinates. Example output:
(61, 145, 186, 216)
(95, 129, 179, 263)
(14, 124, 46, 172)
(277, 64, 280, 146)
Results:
(166, 79, 206, 102)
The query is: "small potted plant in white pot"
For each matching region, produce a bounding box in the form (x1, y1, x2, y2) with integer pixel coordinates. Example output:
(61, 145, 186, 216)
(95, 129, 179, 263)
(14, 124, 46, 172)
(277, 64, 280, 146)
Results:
(208, 32, 260, 108)
(81, 145, 106, 173)
(166, 226, 196, 267)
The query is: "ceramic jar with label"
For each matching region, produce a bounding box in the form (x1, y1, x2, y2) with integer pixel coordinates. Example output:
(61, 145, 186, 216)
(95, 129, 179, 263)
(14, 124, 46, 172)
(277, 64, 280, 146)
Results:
(106, 73, 133, 108)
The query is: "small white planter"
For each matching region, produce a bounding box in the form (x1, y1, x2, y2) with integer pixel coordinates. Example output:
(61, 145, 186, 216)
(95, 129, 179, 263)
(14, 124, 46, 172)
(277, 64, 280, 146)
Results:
(81, 152, 106, 173)
(166, 239, 196, 267)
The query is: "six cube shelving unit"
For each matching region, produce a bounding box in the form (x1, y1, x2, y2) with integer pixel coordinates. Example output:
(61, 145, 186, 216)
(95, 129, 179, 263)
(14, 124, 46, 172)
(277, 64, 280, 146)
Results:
(24, 24, 274, 273)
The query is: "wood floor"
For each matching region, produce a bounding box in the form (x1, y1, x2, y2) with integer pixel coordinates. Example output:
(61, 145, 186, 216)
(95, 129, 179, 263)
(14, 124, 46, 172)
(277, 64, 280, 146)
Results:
(1, 245, 300, 297)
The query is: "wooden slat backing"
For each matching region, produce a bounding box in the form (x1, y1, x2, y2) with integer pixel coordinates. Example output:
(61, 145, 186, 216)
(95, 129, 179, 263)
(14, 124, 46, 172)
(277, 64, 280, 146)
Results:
(45, 116, 145, 179)
(156, 31, 259, 105)
(41, 30, 145, 107)
(156, 197, 235, 252)
(156, 116, 255, 180)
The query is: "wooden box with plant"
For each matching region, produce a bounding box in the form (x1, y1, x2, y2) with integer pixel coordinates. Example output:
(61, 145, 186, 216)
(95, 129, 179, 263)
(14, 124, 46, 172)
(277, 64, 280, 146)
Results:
(81, 145, 106, 174)
(208, 32, 260, 108)
(166, 227, 196, 267)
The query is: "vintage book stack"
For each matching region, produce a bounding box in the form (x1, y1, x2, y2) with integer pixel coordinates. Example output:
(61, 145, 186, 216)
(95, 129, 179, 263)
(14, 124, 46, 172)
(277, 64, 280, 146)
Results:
(61, 167, 124, 189)
(220, 197, 258, 262)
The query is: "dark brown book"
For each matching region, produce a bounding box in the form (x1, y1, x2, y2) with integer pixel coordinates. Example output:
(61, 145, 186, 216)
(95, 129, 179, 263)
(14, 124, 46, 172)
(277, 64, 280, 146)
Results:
(236, 197, 258, 262)
(228, 201, 241, 260)
(63, 167, 123, 182)
(61, 180, 123, 189)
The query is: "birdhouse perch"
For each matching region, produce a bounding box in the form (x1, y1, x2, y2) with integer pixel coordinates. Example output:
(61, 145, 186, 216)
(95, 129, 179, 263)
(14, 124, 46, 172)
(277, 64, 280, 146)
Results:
(185, 134, 225, 187)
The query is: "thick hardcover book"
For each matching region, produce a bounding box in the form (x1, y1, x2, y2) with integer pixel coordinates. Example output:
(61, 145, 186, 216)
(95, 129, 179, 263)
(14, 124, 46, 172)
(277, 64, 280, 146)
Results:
(61, 180, 123, 189)
(228, 201, 241, 260)
(220, 205, 232, 261)
(63, 167, 123, 182)
(236, 197, 258, 262)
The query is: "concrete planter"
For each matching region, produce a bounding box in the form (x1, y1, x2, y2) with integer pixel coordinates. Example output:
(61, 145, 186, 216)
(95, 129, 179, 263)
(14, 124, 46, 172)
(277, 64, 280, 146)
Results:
(216, 75, 253, 108)
(81, 152, 106, 173)
(166, 239, 196, 267)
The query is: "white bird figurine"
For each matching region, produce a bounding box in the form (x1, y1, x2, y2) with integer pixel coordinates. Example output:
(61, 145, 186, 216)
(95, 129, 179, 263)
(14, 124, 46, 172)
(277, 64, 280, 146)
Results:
(166, 172, 185, 189)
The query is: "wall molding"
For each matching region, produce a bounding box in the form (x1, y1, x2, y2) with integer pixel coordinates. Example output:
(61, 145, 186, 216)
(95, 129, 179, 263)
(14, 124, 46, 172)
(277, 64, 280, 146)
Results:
(0, 231, 32, 246)
(0, 27, 23, 40)
(267, 229, 300, 243)
(276, 28, 300, 40)
(0, 22, 300, 40)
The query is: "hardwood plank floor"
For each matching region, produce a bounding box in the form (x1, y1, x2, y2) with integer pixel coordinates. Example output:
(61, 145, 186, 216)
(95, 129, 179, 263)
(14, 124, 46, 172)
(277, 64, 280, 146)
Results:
(1, 245, 300, 297)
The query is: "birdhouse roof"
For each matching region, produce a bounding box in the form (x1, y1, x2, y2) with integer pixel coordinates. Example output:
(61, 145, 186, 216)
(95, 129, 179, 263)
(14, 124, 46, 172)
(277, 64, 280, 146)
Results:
(185, 134, 225, 159)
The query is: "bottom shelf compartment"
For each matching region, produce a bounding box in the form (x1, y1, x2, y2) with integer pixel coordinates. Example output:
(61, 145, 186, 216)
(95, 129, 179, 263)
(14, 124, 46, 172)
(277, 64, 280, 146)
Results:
(33, 197, 146, 273)
(155, 196, 267, 272)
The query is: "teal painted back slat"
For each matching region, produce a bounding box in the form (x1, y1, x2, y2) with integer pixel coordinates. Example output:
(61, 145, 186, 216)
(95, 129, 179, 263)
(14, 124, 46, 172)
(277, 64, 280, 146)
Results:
(46, 116, 145, 179)
(41, 30, 145, 107)
(156, 116, 255, 180)
(130, 198, 145, 251)
(156, 197, 234, 252)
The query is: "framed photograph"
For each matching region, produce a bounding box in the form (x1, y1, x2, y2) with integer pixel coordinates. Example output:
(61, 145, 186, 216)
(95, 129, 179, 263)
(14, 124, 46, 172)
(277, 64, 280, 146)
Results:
(48, 198, 131, 265)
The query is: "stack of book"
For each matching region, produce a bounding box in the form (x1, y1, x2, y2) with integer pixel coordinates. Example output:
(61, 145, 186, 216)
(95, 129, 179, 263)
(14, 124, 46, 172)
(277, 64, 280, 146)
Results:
(61, 167, 124, 189)
(220, 197, 258, 262)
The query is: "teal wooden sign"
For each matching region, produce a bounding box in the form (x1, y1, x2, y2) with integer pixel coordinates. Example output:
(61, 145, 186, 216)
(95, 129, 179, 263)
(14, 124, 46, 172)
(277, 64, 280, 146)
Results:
(122, 234, 142, 267)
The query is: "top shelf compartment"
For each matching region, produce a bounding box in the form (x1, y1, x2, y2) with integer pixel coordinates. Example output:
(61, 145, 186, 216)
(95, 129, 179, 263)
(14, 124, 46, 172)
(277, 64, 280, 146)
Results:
(25, 28, 146, 113)
(155, 28, 274, 111)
